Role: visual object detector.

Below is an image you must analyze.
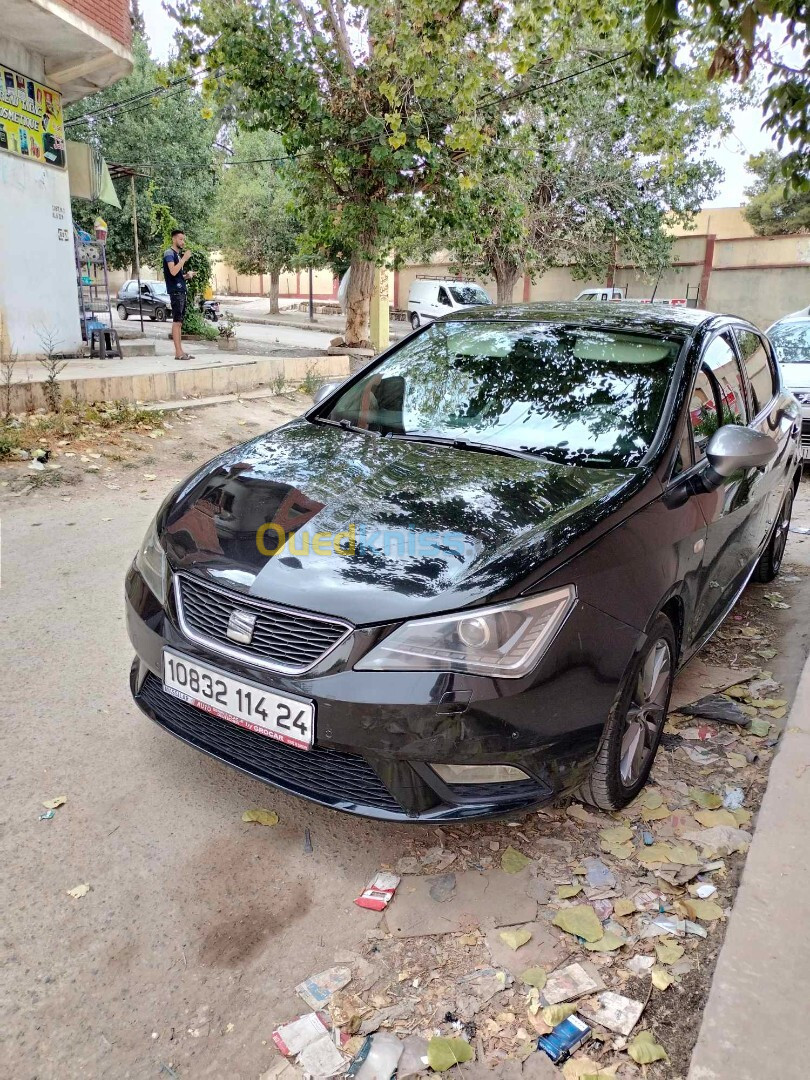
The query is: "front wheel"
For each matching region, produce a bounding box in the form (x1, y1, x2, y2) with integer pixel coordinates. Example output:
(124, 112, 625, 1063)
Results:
(409, 311, 420, 330)
(754, 486, 793, 583)
(117, 304, 128, 320)
(578, 612, 676, 811)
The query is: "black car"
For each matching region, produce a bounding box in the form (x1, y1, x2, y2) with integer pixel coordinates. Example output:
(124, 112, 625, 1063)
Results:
(117, 280, 171, 322)
(117, 280, 220, 323)
(126, 303, 801, 821)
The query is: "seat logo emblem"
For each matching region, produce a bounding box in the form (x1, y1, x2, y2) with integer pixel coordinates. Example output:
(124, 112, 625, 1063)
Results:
(226, 609, 257, 645)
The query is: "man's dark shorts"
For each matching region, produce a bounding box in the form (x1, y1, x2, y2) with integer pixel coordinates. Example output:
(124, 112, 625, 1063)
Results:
(170, 291, 186, 324)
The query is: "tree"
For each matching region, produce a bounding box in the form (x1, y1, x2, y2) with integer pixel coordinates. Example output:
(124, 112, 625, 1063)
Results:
(66, 34, 218, 273)
(211, 129, 304, 313)
(440, 62, 724, 301)
(170, 0, 554, 346)
(637, 0, 809, 185)
(743, 150, 810, 234)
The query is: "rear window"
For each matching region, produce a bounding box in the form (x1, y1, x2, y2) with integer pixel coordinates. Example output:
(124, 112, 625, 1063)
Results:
(322, 320, 682, 468)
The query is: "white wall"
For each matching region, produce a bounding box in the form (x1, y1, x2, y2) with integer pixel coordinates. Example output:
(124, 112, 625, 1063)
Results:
(0, 40, 82, 358)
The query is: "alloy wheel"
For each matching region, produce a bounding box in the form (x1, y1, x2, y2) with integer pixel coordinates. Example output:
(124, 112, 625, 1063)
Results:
(619, 639, 672, 786)
(772, 490, 793, 574)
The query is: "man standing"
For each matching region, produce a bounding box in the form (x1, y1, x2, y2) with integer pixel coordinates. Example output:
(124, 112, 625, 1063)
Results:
(163, 229, 196, 360)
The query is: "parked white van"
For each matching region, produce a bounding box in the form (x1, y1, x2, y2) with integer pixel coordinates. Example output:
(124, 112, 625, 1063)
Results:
(574, 286, 625, 301)
(408, 278, 492, 329)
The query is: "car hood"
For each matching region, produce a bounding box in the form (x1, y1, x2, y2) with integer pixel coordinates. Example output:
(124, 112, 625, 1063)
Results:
(780, 362, 810, 392)
(161, 420, 642, 624)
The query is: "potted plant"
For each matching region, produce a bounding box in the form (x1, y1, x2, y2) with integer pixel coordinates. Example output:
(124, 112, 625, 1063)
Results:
(217, 312, 238, 351)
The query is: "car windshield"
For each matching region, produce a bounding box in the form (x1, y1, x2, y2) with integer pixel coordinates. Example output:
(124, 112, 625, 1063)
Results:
(322, 320, 682, 467)
(769, 321, 810, 364)
(449, 285, 491, 306)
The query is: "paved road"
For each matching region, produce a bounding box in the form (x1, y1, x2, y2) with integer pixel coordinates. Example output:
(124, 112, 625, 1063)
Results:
(2, 397, 809, 1078)
(0, 399, 421, 1079)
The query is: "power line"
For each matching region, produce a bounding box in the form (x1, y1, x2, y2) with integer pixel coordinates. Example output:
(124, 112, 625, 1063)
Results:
(65, 67, 224, 127)
(104, 51, 635, 170)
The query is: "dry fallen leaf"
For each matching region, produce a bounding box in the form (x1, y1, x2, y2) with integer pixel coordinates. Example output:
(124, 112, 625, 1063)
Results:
(688, 788, 723, 809)
(599, 825, 634, 844)
(726, 752, 748, 769)
(628, 1030, 669, 1065)
(558, 884, 583, 899)
(567, 805, 596, 824)
(521, 967, 547, 989)
(499, 928, 532, 950)
(693, 809, 738, 828)
(67, 883, 90, 898)
(655, 939, 684, 965)
(501, 846, 531, 873)
(651, 966, 674, 991)
(583, 931, 626, 953)
(600, 840, 634, 860)
(553, 905, 604, 943)
(613, 898, 636, 917)
(542, 1003, 578, 1026)
(641, 804, 671, 822)
(42, 796, 67, 810)
(241, 809, 279, 826)
(683, 898, 725, 922)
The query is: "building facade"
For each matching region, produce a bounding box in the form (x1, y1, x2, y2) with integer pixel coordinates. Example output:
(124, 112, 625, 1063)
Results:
(1, 0, 132, 358)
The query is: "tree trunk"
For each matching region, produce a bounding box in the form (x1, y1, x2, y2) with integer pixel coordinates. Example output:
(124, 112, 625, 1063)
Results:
(494, 265, 520, 305)
(345, 254, 375, 347)
(268, 269, 280, 314)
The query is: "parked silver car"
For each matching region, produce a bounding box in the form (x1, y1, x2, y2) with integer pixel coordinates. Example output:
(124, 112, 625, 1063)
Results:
(767, 315, 810, 460)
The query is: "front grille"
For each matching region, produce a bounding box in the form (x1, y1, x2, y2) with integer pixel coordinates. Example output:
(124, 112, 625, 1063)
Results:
(175, 574, 351, 673)
(137, 673, 403, 813)
(802, 418, 810, 446)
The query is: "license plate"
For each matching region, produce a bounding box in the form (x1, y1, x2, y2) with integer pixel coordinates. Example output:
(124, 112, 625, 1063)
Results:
(162, 649, 314, 750)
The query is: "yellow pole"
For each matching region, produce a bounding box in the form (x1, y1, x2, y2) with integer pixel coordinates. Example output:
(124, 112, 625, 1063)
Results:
(369, 266, 390, 352)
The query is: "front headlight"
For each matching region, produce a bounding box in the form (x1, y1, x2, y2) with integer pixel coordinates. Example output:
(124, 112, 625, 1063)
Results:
(355, 586, 576, 678)
(134, 515, 167, 605)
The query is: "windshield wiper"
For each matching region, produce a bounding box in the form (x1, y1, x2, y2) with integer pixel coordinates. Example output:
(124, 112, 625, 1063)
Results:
(386, 432, 540, 461)
(313, 417, 381, 437)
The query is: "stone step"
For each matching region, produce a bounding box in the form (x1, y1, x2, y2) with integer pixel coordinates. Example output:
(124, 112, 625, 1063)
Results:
(118, 338, 157, 357)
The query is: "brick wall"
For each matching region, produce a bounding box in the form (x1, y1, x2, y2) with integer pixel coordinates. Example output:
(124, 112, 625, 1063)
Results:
(61, 0, 131, 47)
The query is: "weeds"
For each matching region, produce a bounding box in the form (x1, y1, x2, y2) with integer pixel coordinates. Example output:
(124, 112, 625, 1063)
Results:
(298, 363, 321, 396)
(1, 345, 18, 420)
(268, 371, 288, 396)
(36, 327, 68, 413)
(0, 400, 171, 462)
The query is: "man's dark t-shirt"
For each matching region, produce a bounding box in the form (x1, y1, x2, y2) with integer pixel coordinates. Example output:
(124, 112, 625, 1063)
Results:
(163, 248, 186, 294)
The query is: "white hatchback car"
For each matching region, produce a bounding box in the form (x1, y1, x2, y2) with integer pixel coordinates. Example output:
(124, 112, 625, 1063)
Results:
(767, 315, 810, 459)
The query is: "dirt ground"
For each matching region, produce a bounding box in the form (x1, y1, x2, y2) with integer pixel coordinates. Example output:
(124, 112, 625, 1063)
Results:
(2, 394, 809, 1080)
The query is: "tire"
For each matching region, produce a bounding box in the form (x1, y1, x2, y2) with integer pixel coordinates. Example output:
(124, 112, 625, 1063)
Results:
(754, 485, 794, 583)
(410, 311, 420, 330)
(155, 307, 167, 322)
(117, 304, 128, 320)
(578, 612, 676, 811)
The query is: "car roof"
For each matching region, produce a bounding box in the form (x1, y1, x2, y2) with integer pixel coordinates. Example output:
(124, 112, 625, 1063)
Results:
(445, 300, 729, 336)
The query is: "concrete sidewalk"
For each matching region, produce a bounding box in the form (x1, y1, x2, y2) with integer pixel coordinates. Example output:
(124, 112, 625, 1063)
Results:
(688, 655, 810, 1078)
(9, 351, 350, 410)
(220, 297, 409, 340)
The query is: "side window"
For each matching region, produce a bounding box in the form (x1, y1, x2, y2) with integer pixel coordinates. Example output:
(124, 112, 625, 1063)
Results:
(690, 367, 720, 461)
(735, 328, 777, 414)
(702, 334, 748, 425)
(437, 287, 452, 307)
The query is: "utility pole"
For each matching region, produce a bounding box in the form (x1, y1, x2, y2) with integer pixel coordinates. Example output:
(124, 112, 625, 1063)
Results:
(308, 265, 314, 322)
(130, 173, 144, 333)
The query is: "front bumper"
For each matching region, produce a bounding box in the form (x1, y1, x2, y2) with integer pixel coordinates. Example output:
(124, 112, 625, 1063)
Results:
(125, 566, 639, 821)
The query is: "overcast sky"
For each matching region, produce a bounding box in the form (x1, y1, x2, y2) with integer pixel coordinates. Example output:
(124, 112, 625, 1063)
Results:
(138, 0, 784, 209)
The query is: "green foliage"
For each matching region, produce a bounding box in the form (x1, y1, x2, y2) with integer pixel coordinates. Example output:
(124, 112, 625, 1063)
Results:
(638, 0, 809, 186)
(743, 150, 810, 235)
(435, 22, 726, 296)
(171, 0, 552, 268)
(212, 128, 304, 277)
(67, 33, 218, 271)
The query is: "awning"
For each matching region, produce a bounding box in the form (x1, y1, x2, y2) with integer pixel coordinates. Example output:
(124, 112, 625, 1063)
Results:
(67, 141, 122, 208)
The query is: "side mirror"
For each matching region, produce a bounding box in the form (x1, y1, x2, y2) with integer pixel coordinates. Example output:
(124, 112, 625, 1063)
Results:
(312, 380, 342, 406)
(703, 424, 778, 486)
